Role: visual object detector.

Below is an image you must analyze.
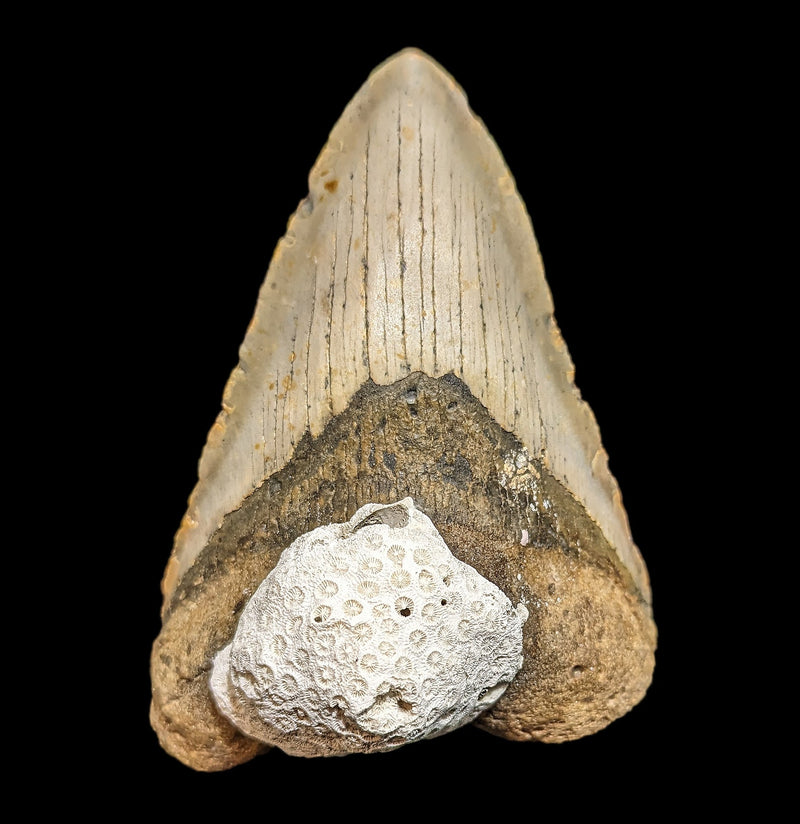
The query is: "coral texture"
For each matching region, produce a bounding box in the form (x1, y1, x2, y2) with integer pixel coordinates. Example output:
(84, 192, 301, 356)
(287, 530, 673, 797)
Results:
(210, 499, 528, 756)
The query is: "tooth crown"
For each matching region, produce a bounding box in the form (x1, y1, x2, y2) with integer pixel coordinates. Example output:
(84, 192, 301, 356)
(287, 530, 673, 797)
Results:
(160, 48, 648, 609)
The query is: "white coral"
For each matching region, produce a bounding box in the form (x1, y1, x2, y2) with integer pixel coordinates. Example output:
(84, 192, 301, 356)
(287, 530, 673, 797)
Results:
(210, 498, 528, 757)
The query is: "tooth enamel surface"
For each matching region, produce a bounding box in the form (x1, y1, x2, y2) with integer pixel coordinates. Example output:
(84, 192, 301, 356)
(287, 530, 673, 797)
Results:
(209, 499, 528, 756)
(161, 48, 649, 611)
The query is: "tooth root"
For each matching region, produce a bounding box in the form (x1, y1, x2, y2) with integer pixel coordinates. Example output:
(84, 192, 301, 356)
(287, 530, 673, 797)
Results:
(151, 48, 655, 771)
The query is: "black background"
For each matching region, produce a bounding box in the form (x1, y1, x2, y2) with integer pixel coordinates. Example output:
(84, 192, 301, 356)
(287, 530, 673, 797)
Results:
(57, 14, 753, 816)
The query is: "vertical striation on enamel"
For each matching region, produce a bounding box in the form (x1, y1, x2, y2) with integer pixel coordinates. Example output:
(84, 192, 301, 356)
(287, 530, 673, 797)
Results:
(209, 498, 528, 756)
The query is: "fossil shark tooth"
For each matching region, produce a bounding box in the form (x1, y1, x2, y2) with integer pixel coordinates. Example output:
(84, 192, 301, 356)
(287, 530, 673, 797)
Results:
(151, 47, 656, 771)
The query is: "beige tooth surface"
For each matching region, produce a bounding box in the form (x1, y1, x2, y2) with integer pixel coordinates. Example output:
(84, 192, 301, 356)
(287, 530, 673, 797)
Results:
(152, 47, 655, 771)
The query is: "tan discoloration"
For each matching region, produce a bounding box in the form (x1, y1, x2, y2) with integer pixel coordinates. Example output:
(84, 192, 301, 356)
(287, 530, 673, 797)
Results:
(150, 592, 269, 771)
(151, 374, 655, 770)
(449, 528, 656, 742)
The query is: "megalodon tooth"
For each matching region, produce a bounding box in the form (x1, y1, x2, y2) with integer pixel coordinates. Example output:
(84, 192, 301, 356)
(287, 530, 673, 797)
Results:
(150, 47, 656, 772)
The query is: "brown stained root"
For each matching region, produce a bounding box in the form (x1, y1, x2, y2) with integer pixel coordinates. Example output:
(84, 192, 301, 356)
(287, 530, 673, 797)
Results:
(151, 372, 656, 770)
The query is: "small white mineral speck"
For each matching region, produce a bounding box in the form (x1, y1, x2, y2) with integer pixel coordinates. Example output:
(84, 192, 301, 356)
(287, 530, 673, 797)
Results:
(210, 498, 528, 757)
